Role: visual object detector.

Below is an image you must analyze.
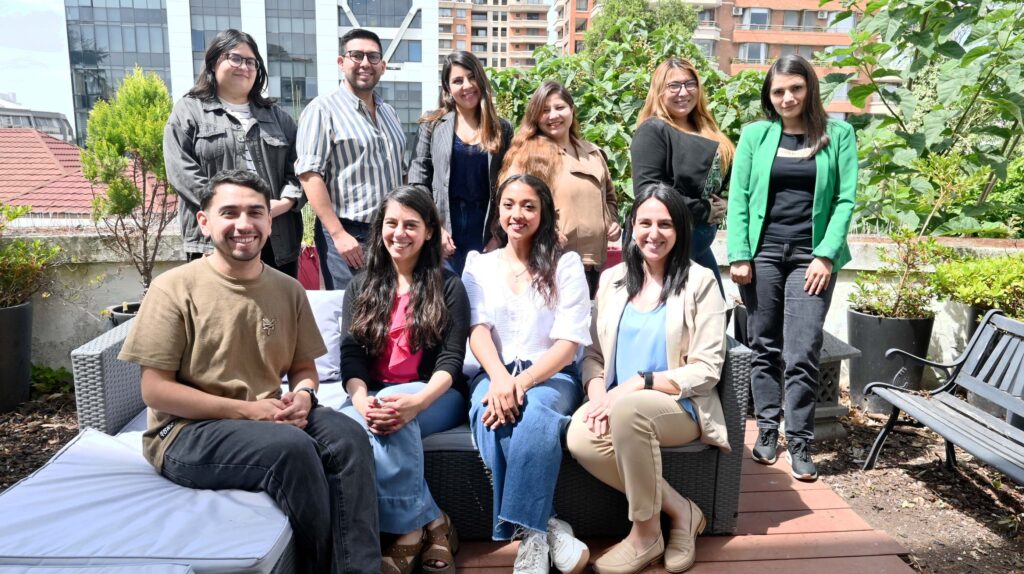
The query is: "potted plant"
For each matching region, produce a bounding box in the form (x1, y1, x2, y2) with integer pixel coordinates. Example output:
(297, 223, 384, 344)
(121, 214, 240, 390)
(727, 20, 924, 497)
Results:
(932, 253, 1024, 418)
(81, 67, 175, 326)
(0, 204, 61, 412)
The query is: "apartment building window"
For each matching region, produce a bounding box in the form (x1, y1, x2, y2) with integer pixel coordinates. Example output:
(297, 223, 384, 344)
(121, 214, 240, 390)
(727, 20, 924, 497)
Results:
(267, 0, 317, 120)
(492, 43, 498, 51)
(190, 0, 242, 76)
(576, 0, 588, 11)
(440, 39, 452, 49)
(526, 12, 542, 20)
(738, 42, 768, 63)
(381, 38, 422, 63)
(473, 0, 486, 4)
(500, 42, 506, 51)
(376, 81, 421, 156)
(348, 0, 417, 28)
(827, 11, 856, 32)
(473, 27, 487, 37)
(783, 11, 801, 30)
(492, 12, 499, 20)
(574, 40, 585, 52)
(457, 24, 467, 33)
(742, 8, 770, 30)
(472, 12, 487, 21)
(501, 12, 507, 21)
(440, 8, 452, 17)
(695, 39, 715, 59)
(456, 9, 467, 17)
(457, 40, 466, 49)
(501, 28, 507, 36)
(832, 82, 850, 102)
(492, 27, 498, 34)
(472, 42, 486, 52)
(575, 18, 587, 32)
(440, 23, 452, 33)
(500, 58, 507, 67)
(779, 45, 817, 59)
(802, 11, 820, 30)
(698, 9, 715, 25)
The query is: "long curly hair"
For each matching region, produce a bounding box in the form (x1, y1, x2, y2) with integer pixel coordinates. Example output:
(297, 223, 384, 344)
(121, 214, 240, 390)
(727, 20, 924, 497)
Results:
(349, 186, 447, 355)
(499, 81, 581, 187)
(420, 51, 504, 155)
(491, 174, 563, 308)
(637, 58, 734, 172)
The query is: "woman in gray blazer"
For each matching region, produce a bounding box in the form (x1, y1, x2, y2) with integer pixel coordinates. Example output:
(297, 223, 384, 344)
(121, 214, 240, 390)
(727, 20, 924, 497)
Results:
(407, 51, 513, 274)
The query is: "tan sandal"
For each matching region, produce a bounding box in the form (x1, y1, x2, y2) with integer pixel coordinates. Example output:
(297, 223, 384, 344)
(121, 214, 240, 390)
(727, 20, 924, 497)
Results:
(421, 511, 459, 574)
(381, 531, 424, 574)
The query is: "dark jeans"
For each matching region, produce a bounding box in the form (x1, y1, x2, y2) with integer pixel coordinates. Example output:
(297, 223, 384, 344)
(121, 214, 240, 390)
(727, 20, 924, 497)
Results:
(160, 407, 381, 574)
(691, 222, 724, 295)
(314, 218, 371, 291)
(449, 198, 487, 276)
(738, 240, 835, 442)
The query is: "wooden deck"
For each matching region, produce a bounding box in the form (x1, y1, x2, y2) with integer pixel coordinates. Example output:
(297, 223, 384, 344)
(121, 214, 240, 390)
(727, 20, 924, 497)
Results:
(455, 420, 914, 573)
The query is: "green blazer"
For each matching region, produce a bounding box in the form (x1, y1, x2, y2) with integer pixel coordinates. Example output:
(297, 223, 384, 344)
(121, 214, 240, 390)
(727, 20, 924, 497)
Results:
(725, 119, 858, 270)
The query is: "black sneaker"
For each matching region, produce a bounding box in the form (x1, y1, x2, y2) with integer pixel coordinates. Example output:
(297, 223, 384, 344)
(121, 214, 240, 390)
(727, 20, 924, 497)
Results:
(752, 428, 779, 465)
(786, 439, 818, 481)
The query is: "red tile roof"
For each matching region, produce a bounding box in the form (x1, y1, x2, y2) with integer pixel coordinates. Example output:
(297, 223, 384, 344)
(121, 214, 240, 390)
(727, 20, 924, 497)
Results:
(0, 128, 99, 215)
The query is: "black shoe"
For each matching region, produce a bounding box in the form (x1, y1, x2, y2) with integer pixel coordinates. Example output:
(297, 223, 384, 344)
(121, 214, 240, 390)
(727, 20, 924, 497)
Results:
(786, 439, 818, 481)
(752, 428, 779, 465)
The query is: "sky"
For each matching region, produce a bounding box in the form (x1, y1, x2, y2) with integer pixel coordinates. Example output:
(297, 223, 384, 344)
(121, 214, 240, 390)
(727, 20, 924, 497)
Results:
(0, 0, 76, 135)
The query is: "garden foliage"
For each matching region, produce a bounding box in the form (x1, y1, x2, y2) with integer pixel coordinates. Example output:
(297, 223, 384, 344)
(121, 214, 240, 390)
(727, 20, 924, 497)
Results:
(0, 205, 61, 309)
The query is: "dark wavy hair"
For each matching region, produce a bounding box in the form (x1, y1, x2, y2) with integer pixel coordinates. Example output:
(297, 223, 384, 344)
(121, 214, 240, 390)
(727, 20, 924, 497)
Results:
(201, 169, 272, 210)
(617, 183, 693, 303)
(187, 29, 272, 107)
(491, 174, 563, 308)
(420, 51, 504, 155)
(761, 55, 830, 155)
(349, 186, 447, 355)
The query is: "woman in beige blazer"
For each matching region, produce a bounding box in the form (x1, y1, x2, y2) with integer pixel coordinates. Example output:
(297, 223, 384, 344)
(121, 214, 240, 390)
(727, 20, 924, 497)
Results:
(567, 183, 728, 574)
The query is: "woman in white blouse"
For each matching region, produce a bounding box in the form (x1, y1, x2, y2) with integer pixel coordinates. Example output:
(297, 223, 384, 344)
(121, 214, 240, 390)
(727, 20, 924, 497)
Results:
(462, 173, 592, 574)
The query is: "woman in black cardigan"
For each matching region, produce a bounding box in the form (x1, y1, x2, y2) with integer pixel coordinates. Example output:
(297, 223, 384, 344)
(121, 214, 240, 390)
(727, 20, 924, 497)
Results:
(340, 186, 470, 574)
(630, 58, 735, 291)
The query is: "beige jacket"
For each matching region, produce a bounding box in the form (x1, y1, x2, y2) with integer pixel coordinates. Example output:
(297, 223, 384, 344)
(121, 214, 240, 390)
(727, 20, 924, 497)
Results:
(581, 262, 731, 452)
(550, 140, 618, 268)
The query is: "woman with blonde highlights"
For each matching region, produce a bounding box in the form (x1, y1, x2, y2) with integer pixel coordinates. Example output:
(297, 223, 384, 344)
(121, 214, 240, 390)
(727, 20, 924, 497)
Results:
(631, 58, 734, 291)
(502, 81, 620, 295)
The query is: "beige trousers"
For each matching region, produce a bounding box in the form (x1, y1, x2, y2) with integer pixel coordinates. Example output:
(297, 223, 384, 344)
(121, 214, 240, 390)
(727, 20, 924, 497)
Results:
(566, 390, 701, 522)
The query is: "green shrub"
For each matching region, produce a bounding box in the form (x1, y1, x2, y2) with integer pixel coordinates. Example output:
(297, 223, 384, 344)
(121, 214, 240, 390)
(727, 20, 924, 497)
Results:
(30, 364, 74, 397)
(0, 204, 61, 308)
(932, 253, 1024, 320)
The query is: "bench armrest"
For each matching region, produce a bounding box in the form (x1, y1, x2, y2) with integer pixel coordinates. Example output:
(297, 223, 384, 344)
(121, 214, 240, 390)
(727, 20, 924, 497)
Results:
(70, 319, 143, 435)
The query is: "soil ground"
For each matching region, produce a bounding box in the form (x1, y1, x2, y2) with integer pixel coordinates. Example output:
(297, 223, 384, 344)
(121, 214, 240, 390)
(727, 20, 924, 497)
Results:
(1, 392, 1022, 573)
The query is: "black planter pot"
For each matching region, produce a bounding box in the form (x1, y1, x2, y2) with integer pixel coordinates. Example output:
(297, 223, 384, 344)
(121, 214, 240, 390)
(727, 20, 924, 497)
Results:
(0, 301, 33, 413)
(847, 308, 934, 414)
(105, 302, 141, 328)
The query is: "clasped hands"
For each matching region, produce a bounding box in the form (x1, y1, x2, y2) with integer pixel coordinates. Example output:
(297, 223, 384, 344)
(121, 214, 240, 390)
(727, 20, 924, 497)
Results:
(246, 390, 313, 429)
(480, 371, 531, 430)
(581, 376, 640, 437)
(356, 393, 424, 435)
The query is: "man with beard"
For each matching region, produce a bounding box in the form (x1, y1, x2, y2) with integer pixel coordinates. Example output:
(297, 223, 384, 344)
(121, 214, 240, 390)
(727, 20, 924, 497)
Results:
(296, 28, 406, 290)
(118, 169, 380, 574)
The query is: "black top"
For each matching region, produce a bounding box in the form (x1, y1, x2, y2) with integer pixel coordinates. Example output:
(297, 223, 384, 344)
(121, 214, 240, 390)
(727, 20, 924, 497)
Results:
(340, 269, 472, 396)
(449, 134, 490, 203)
(630, 117, 729, 225)
(763, 132, 816, 243)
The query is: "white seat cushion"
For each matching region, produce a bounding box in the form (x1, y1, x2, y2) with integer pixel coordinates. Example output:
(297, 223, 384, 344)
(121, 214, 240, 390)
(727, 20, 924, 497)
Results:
(0, 430, 291, 574)
(0, 565, 194, 574)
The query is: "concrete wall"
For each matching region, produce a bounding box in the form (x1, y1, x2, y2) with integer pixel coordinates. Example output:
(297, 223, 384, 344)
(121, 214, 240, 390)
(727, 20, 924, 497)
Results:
(26, 234, 1024, 377)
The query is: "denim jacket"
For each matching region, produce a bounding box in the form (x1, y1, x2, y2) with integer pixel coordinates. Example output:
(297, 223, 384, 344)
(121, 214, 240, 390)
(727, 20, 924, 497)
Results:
(163, 96, 304, 264)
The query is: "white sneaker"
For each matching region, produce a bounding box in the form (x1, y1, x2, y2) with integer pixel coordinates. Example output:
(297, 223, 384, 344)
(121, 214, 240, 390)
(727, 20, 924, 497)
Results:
(547, 517, 589, 574)
(514, 530, 551, 574)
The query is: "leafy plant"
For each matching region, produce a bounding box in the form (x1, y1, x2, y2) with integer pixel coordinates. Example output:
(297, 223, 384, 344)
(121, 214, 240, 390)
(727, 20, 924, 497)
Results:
(0, 204, 61, 308)
(30, 364, 74, 397)
(489, 18, 762, 218)
(82, 67, 175, 294)
(821, 0, 1024, 237)
(932, 253, 1024, 320)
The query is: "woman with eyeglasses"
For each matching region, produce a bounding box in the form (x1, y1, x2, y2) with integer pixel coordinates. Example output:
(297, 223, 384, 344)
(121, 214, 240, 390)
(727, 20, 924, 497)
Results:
(165, 28, 303, 276)
(408, 51, 513, 275)
(631, 58, 735, 292)
(501, 81, 620, 296)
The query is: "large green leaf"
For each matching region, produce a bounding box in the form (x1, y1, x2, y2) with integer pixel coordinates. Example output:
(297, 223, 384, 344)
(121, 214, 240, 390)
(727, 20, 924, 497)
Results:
(848, 83, 878, 108)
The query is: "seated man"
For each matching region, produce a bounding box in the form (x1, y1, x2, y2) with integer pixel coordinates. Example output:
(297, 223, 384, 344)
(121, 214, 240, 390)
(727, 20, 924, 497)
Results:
(118, 169, 380, 574)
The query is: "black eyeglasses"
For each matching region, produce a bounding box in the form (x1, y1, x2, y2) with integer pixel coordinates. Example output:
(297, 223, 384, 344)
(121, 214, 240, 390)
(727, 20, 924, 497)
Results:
(344, 50, 383, 65)
(665, 80, 699, 94)
(224, 53, 258, 70)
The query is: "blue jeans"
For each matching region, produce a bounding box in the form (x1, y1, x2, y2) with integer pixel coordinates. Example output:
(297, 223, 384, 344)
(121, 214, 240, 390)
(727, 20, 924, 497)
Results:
(739, 240, 836, 442)
(468, 363, 582, 540)
(340, 383, 467, 534)
(315, 218, 371, 291)
(691, 222, 723, 294)
(448, 199, 487, 276)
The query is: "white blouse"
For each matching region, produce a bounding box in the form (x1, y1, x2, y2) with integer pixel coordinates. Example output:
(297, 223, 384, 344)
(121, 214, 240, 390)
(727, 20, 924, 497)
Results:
(462, 250, 592, 366)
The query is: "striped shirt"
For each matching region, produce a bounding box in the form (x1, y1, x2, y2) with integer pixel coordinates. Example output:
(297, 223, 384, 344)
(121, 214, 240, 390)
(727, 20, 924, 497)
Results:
(295, 82, 406, 223)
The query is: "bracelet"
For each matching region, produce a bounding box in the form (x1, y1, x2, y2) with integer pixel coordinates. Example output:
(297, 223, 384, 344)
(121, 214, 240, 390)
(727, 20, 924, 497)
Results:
(522, 369, 537, 387)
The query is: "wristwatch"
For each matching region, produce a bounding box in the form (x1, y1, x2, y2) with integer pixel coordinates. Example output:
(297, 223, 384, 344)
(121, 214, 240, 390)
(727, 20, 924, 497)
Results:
(639, 371, 654, 390)
(297, 387, 319, 409)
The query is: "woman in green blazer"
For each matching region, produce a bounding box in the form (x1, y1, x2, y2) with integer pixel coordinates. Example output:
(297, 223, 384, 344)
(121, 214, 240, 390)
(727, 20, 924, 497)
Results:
(725, 55, 857, 482)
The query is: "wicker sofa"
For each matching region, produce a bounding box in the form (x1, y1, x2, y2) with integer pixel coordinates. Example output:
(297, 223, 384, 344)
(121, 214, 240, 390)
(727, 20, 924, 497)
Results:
(0, 290, 750, 572)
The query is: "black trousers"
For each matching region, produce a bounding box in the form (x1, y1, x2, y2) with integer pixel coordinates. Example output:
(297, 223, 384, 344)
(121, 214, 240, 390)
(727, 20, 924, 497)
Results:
(160, 407, 381, 574)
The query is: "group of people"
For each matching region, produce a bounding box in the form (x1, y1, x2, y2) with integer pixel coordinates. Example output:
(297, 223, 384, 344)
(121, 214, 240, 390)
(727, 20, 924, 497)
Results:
(124, 24, 856, 574)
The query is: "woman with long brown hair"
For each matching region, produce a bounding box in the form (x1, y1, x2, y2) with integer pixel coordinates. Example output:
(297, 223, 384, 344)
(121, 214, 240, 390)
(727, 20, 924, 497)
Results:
(501, 81, 620, 295)
(408, 51, 513, 274)
(340, 186, 470, 574)
(631, 58, 735, 291)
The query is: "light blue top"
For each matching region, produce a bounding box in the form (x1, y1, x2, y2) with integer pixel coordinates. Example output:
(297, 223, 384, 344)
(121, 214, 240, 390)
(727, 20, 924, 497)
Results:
(613, 303, 698, 421)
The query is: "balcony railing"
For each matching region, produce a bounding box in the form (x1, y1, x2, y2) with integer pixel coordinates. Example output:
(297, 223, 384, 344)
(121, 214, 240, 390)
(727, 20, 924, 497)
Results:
(736, 24, 848, 33)
(697, 21, 720, 30)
